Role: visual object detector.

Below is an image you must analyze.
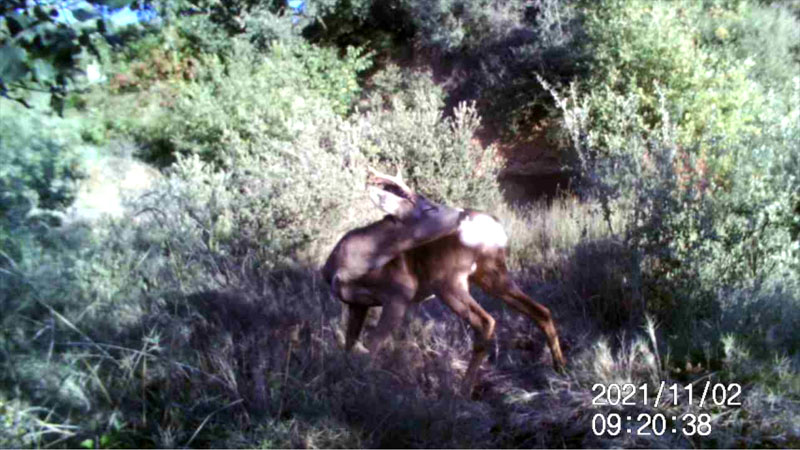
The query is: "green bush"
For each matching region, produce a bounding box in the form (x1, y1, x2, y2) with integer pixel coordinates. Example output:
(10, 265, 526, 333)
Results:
(131, 64, 501, 277)
(701, 82, 800, 286)
(359, 66, 502, 208)
(565, 0, 800, 300)
(583, 3, 749, 149)
(549, 56, 800, 355)
(697, 0, 800, 91)
(578, 0, 800, 181)
(466, 0, 585, 139)
(138, 39, 370, 166)
(168, 7, 304, 57)
(305, 0, 585, 140)
(0, 104, 87, 259)
(402, 0, 526, 52)
(307, 0, 550, 53)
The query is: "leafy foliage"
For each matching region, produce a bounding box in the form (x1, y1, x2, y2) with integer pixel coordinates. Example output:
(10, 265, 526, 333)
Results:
(0, 0, 137, 112)
(548, 38, 800, 353)
(359, 68, 501, 207)
(578, 0, 799, 180)
(0, 103, 86, 259)
(134, 39, 370, 166)
(306, 0, 587, 139)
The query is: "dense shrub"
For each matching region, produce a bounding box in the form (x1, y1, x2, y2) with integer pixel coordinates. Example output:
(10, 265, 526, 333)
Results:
(169, 7, 304, 56)
(305, 0, 585, 140)
(548, 2, 800, 347)
(578, 0, 799, 180)
(549, 63, 800, 354)
(137, 39, 370, 166)
(131, 63, 502, 277)
(359, 66, 501, 207)
(697, 0, 800, 91)
(100, 7, 304, 96)
(402, 0, 527, 52)
(300, 0, 400, 49)
(0, 104, 87, 259)
(462, 0, 584, 138)
(306, 0, 564, 54)
(710, 81, 799, 287)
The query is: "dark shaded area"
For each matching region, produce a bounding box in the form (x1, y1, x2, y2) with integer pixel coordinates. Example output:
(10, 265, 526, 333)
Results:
(301, 2, 591, 210)
(302, 0, 416, 57)
(306, 0, 590, 145)
(500, 172, 576, 205)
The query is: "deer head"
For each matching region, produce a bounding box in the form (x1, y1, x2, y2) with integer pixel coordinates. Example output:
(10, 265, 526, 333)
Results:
(366, 166, 439, 221)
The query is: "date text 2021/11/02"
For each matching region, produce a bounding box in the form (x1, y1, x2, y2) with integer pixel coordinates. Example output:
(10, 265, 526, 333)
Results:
(592, 382, 742, 408)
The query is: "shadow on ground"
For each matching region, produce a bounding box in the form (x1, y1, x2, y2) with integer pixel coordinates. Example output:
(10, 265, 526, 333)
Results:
(123, 252, 623, 448)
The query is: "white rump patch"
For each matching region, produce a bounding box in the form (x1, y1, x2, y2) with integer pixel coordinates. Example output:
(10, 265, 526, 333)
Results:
(458, 214, 508, 249)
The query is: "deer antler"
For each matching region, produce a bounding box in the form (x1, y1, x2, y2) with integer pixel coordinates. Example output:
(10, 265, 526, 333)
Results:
(367, 166, 414, 200)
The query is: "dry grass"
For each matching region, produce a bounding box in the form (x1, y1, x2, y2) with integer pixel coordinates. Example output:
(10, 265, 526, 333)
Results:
(497, 196, 621, 275)
(2, 182, 798, 448)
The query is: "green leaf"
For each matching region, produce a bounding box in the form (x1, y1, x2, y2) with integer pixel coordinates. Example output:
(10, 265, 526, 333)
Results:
(5, 13, 31, 36)
(15, 29, 38, 45)
(31, 59, 57, 83)
(0, 45, 29, 83)
(98, 0, 135, 9)
(79, 438, 94, 449)
(33, 6, 52, 21)
(72, 7, 98, 22)
(36, 22, 60, 46)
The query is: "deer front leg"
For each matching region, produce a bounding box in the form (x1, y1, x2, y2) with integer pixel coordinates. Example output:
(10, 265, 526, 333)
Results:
(345, 304, 369, 352)
(466, 328, 491, 395)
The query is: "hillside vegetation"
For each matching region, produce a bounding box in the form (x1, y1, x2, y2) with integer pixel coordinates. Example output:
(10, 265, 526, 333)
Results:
(1, 0, 799, 447)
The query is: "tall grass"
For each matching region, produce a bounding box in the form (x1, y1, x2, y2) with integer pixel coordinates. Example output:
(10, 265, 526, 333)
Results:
(3, 179, 799, 447)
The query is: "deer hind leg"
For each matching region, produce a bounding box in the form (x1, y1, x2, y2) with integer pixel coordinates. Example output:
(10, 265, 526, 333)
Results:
(435, 278, 496, 394)
(366, 298, 409, 355)
(504, 285, 566, 370)
(474, 268, 566, 370)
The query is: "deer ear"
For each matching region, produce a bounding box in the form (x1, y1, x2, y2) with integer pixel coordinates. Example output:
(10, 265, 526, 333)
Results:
(368, 186, 409, 217)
